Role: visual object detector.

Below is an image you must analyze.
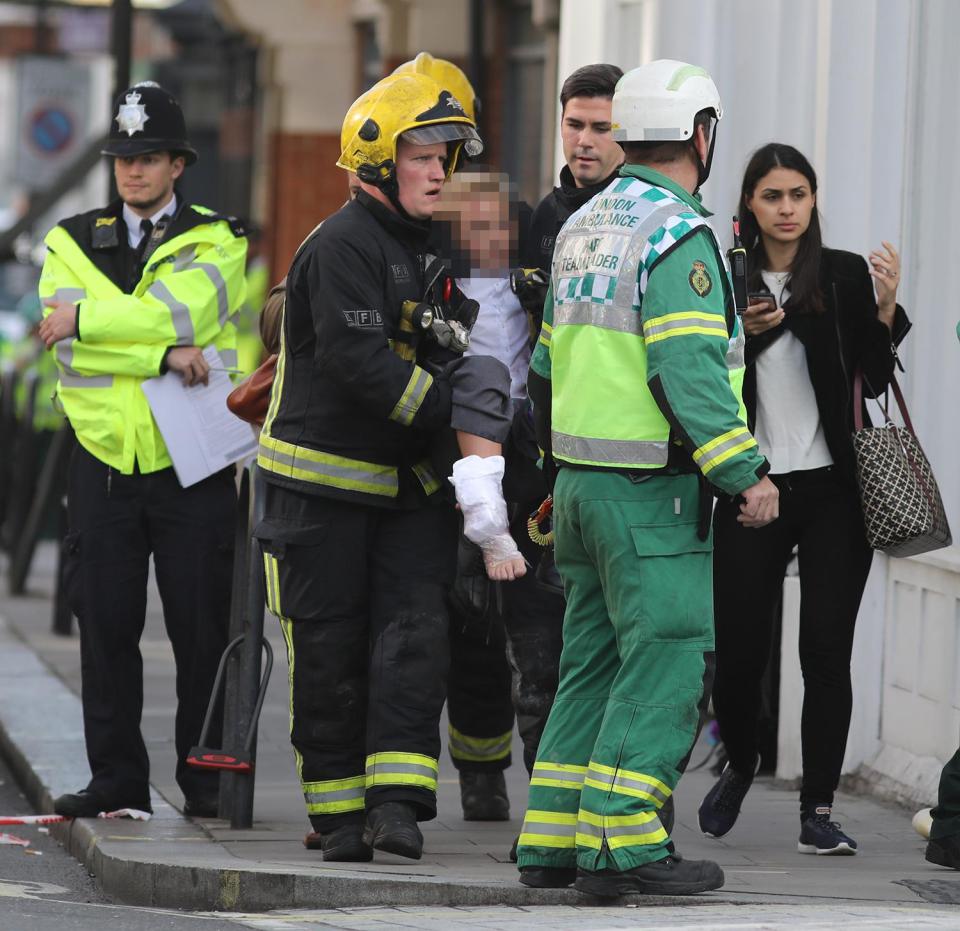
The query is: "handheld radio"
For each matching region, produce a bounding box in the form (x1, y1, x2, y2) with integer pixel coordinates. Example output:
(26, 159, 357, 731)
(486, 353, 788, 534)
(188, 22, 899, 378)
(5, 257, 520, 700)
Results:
(728, 216, 748, 315)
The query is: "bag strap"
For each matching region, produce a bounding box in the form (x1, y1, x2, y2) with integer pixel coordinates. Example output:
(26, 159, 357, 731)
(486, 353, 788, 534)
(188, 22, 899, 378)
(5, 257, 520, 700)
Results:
(853, 368, 916, 435)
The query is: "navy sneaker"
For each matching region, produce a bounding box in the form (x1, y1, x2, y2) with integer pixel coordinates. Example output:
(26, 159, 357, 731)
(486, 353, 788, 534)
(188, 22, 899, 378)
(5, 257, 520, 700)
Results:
(697, 762, 754, 837)
(798, 806, 858, 855)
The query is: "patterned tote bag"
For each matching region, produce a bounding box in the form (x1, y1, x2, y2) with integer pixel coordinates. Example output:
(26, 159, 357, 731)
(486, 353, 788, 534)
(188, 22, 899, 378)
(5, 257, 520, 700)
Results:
(852, 369, 952, 557)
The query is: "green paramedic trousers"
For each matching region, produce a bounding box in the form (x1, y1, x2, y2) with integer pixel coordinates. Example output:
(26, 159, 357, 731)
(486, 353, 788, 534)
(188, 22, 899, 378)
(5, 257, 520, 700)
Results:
(517, 468, 714, 872)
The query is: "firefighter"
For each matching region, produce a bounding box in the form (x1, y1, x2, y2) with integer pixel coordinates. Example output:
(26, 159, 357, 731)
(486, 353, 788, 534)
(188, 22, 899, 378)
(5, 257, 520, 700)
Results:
(516, 60, 779, 896)
(255, 72, 486, 862)
(37, 82, 247, 819)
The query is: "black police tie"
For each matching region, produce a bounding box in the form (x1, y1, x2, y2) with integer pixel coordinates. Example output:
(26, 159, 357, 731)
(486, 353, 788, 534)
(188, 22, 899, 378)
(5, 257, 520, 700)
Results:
(134, 218, 153, 266)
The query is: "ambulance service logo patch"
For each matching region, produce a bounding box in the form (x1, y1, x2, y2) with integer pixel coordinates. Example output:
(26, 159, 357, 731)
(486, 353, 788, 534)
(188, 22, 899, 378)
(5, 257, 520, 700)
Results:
(689, 260, 712, 297)
(116, 90, 149, 137)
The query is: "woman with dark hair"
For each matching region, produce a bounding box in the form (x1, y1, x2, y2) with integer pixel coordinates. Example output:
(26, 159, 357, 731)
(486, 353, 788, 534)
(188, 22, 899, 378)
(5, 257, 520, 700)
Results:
(697, 143, 910, 855)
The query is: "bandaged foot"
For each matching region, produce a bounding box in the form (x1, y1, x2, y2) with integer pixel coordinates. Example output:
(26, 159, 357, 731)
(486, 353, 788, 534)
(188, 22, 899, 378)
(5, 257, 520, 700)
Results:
(449, 455, 526, 581)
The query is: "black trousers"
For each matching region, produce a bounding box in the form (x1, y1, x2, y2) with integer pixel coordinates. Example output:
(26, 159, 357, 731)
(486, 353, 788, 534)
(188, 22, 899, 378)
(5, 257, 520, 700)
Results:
(65, 444, 235, 808)
(258, 484, 457, 832)
(712, 465, 873, 808)
(447, 497, 564, 777)
(932, 747, 960, 840)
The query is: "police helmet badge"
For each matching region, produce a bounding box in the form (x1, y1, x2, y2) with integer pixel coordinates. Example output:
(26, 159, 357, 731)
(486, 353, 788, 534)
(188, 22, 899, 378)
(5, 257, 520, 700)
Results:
(689, 260, 713, 297)
(115, 90, 150, 137)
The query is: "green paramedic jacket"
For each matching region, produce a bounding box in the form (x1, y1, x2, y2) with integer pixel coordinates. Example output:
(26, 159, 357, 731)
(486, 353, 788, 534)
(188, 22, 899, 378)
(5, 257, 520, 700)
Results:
(529, 164, 769, 497)
(39, 202, 247, 474)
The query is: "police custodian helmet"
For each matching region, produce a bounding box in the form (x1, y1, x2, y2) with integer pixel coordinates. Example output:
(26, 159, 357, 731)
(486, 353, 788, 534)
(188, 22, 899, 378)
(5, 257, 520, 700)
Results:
(101, 81, 198, 165)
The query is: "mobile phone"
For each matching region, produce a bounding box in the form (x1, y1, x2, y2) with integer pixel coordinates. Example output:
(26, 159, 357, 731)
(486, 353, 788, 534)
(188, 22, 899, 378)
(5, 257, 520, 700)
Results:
(747, 292, 777, 310)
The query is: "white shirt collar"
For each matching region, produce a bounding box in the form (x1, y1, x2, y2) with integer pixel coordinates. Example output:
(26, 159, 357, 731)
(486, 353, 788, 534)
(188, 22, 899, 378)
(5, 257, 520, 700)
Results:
(123, 193, 177, 248)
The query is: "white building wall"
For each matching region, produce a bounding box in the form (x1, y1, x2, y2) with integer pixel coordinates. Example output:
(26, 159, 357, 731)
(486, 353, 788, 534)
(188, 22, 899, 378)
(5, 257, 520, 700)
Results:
(556, 0, 960, 801)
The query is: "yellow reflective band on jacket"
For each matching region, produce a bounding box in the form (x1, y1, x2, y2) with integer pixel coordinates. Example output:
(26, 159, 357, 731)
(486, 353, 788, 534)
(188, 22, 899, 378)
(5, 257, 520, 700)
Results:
(693, 425, 757, 476)
(40, 210, 245, 474)
(643, 311, 728, 344)
(519, 809, 578, 849)
(365, 752, 438, 792)
(258, 432, 400, 498)
(529, 761, 587, 791)
(576, 809, 668, 850)
(411, 458, 442, 495)
(447, 724, 512, 764)
(537, 320, 552, 349)
(302, 775, 366, 815)
(583, 761, 671, 807)
(389, 364, 433, 426)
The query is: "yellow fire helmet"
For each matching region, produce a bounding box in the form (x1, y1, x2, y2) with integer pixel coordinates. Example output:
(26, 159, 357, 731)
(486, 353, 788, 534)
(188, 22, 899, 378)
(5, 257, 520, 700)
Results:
(393, 51, 479, 123)
(336, 72, 483, 186)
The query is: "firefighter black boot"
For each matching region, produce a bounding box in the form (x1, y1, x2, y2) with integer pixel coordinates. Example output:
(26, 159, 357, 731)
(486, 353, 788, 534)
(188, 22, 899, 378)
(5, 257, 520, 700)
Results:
(363, 802, 424, 860)
(460, 771, 510, 821)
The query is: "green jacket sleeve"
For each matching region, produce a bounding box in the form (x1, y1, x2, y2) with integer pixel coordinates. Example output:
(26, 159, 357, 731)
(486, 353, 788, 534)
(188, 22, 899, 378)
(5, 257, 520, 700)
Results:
(77, 231, 248, 348)
(642, 229, 768, 495)
(529, 287, 554, 380)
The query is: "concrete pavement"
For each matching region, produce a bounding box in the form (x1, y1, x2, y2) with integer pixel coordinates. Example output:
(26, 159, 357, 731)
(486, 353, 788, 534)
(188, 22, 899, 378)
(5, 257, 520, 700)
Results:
(1, 542, 958, 920)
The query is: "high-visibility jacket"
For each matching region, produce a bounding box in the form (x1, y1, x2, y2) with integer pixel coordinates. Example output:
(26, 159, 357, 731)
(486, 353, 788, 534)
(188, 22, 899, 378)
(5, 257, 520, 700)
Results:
(530, 164, 768, 497)
(39, 201, 247, 474)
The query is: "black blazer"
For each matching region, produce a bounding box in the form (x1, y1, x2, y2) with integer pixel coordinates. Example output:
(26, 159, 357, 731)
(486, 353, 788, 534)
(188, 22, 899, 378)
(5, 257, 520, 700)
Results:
(743, 248, 911, 487)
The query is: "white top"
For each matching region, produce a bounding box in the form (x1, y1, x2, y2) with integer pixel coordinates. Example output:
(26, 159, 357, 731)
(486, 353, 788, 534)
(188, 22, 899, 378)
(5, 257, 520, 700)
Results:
(123, 193, 177, 249)
(460, 275, 531, 399)
(753, 270, 834, 474)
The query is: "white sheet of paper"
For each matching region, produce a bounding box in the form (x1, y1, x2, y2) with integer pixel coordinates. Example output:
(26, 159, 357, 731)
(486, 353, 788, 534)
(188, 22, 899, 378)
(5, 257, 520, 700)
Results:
(141, 346, 258, 488)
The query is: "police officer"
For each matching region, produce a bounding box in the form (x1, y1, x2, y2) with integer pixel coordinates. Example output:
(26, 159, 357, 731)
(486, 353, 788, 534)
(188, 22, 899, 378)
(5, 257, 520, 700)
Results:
(255, 73, 483, 862)
(38, 82, 248, 819)
(516, 60, 779, 896)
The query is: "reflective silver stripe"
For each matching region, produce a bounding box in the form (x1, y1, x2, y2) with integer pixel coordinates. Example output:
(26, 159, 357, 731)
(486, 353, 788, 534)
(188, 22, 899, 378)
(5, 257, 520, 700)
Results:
(447, 732, 512, 761)
(390, 366, 432, 426)
(53, 287, 86, 302)
(194, 261, 230, 327)
(365, 761, 437, 780)
(586, 766, 670, 805)
(633, 203, 699, 297)
(55, 339, 113, 388)
(552, 430, 668, 466)
(576, 818, 602, 840)
(697, 430, 752, 467)
(148, 280, 194, 344)
(726, 339, 744, 369)
(173, 246, 197, 272)
(220, 348, 239, 369)
(263, 446, 397, 491)
(522, 820, 576, 837)
(643, 315, 727, 339)
(303, 786, 365, 805)
(531, 765, 585, 786)
(553, 302, 642, 335)
(605, 818, 665, 840)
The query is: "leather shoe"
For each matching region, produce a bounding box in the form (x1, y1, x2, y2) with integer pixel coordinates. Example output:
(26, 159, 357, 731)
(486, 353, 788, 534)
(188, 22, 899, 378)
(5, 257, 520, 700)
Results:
(519, 865, 576, 888)
(926, 834, 960, 870)
(304, 823, 373, 862)
(53, 789, 151, 818)
(363, 802, 423, 860)
(575, 854, 724, 897)
(460, 771, 510, 821)
(183, 792, 220, 818)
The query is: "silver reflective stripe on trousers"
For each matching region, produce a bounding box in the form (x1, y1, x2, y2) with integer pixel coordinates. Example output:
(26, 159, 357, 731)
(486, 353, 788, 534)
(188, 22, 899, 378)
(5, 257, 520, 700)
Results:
(365, 760, 437, 781)
(552, 430, 668, 466)
(586, 765, 670, 806)
(577, 815, 665, 841)
(303, 785, 365, 806)
(148, 280, 194, 344)
(532, 765, 586, 787)
(523, 818, 576, 838)
(56, 339, 113, 388)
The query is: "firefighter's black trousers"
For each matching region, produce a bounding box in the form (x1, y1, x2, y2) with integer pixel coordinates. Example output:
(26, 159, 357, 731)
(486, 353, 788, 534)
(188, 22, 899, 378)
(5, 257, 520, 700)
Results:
(64, 444, 234, 809)
(257, 483, 457, 832)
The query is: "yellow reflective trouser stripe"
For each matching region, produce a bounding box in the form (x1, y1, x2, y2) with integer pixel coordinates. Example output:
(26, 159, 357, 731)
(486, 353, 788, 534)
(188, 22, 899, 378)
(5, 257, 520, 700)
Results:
(576, 809, 668, 850)
(276, 615, 304, 782)
(519, 809, 577, 849)
(302, 775, 366, 815)
(643, 311, 728, 344)
(447, 724, 513, 763)
(538, 320, 553, 348)
(262, 552, 281, 617)
(365, 752, 438, 791)
(389, 365, 434, 426)
(530, 761, 587, 791)
(693, 426, 757, 475)
(258, 433, 399, 497)
(583, 761, 671, 807)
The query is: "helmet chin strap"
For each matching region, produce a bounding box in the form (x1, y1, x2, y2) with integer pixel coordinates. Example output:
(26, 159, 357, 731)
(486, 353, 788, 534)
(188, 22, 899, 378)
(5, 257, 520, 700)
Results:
(693, 121, 718, 195)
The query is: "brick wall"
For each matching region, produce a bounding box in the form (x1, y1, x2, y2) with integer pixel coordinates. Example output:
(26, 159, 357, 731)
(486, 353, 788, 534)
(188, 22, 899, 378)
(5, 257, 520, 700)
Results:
(266, 131, 345, 280)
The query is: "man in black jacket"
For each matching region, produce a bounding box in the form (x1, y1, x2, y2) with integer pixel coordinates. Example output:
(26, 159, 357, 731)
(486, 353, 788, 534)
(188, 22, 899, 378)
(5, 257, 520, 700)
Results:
(255, 72, 484, 863)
